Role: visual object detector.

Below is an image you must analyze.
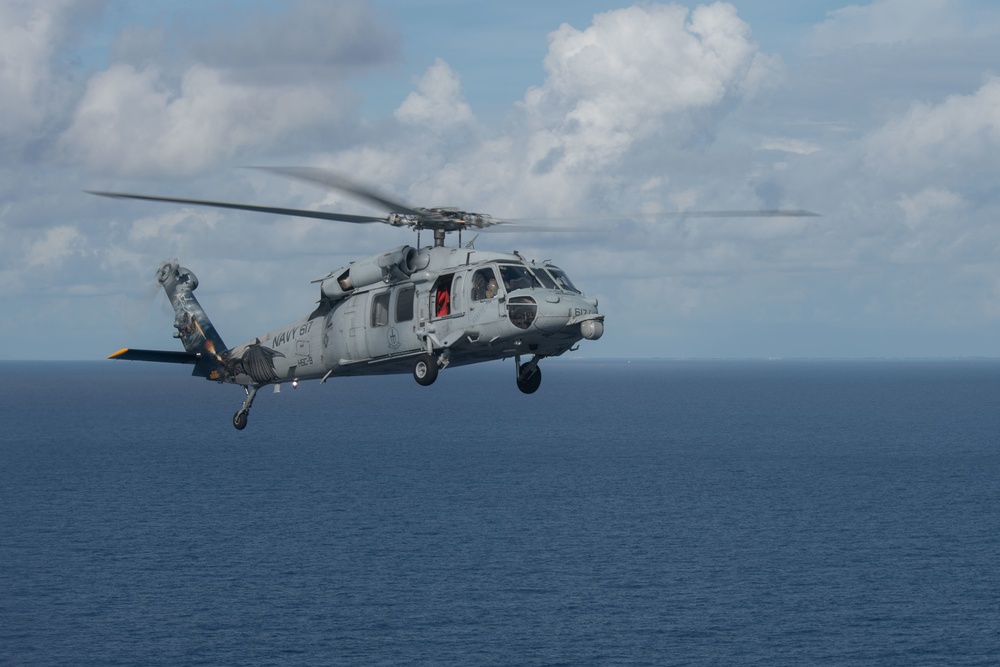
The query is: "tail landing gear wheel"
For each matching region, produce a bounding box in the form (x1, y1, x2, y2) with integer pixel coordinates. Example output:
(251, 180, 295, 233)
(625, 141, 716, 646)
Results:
(517, 363, 542, 394)
(233, 385, 258, 430)
(413, 354, 439, 386)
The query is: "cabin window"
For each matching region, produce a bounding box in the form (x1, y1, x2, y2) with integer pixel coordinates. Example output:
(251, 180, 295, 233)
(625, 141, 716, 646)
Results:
(451, 274, 464, 313)
(499, 264, 541, 292)
(371, 291, 390, 327)
(395, 286, 415, 323)
(471, 267, 499, 301)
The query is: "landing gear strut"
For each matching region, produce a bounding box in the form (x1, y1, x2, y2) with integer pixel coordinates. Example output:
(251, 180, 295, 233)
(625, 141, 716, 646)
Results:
(515, 355, 543, 394)
(233, 385, 258, 430)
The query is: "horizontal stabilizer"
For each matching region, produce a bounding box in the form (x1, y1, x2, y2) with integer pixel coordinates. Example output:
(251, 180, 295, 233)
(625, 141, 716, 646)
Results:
(109, 348, 200, 364)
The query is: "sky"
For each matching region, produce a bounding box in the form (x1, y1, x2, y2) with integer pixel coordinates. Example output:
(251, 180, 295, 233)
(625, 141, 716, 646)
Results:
(3, 0, 1000, 360)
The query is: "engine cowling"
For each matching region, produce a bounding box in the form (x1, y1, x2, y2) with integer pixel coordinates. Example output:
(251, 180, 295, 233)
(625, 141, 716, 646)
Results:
(319, 245, 428, 300)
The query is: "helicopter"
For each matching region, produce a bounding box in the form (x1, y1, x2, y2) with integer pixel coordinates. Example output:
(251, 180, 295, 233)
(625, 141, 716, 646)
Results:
(91, 167, 608, 430)
(94, 167, 817, 430)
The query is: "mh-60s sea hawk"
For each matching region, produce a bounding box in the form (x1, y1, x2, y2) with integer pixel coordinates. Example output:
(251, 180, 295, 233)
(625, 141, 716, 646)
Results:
(92, 168, 606, 430)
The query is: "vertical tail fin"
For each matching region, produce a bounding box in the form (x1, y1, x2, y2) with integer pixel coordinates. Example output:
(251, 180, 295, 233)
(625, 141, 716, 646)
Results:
(158, 261, 229, 379)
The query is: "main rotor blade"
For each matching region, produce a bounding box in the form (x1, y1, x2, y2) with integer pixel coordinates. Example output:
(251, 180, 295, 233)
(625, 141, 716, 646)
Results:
(247, 166, 427, 217)
(647, 209, 821, 218)
(499, 209, 821, 225)
(86, 191, 386, 224)
(480, 223, 597, 233)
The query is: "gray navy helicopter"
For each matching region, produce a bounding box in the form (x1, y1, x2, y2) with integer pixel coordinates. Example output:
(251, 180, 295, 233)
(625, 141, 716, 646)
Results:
(94, 167, 815, 430)
(92, 167, 607, 430)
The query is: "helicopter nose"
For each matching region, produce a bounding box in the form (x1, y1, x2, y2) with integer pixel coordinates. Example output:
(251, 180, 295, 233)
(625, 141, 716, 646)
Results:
(533, 294, 603, 339)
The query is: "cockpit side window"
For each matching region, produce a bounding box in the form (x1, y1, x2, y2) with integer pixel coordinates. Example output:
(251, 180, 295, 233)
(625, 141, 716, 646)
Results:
(499, 264, 541, 292)
(471, 267, 500, 301)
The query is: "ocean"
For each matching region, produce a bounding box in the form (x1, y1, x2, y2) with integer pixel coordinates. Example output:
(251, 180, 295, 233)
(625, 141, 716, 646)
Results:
(1, 359, 998, 665)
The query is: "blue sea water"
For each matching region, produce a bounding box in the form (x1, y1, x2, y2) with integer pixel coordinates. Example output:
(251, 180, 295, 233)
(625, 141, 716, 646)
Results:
(1, 359, 998, 666)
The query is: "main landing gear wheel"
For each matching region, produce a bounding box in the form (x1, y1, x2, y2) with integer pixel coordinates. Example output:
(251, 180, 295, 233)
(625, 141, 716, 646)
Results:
(413, 354, 439, 386)
(517, 362, 542, 394)
(233, 385, 258, 430)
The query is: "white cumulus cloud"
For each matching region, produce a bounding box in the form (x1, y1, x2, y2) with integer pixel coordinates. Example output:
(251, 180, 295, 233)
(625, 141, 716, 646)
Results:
(519, 2, 778, 169)
(369, 2, 782, 220)
(26, 225, 87, 268)
(812, 0, 963, 50)
(863, 77, 1000, 181)
(394, 58, 475, 129)
(0, 0, 97, 144)
(59, 63, 346, 176)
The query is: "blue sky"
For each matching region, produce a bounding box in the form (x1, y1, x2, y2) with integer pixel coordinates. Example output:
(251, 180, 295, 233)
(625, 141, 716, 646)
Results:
(3, 0, 1000, 360)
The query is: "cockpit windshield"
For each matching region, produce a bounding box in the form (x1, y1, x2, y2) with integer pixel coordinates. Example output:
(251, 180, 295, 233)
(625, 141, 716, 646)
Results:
(545, 267, 580, 294)
(499, 264, 541, 292)
(529, 267, 557, 289)
(493, 262, 581, 294)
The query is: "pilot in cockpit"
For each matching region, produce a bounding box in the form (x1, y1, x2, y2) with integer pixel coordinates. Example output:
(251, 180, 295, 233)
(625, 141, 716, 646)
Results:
(473, 269, 500, 300)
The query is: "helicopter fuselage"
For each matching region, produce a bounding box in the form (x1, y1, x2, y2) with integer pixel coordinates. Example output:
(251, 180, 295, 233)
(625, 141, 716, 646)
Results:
(221, 245, 603, 386)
